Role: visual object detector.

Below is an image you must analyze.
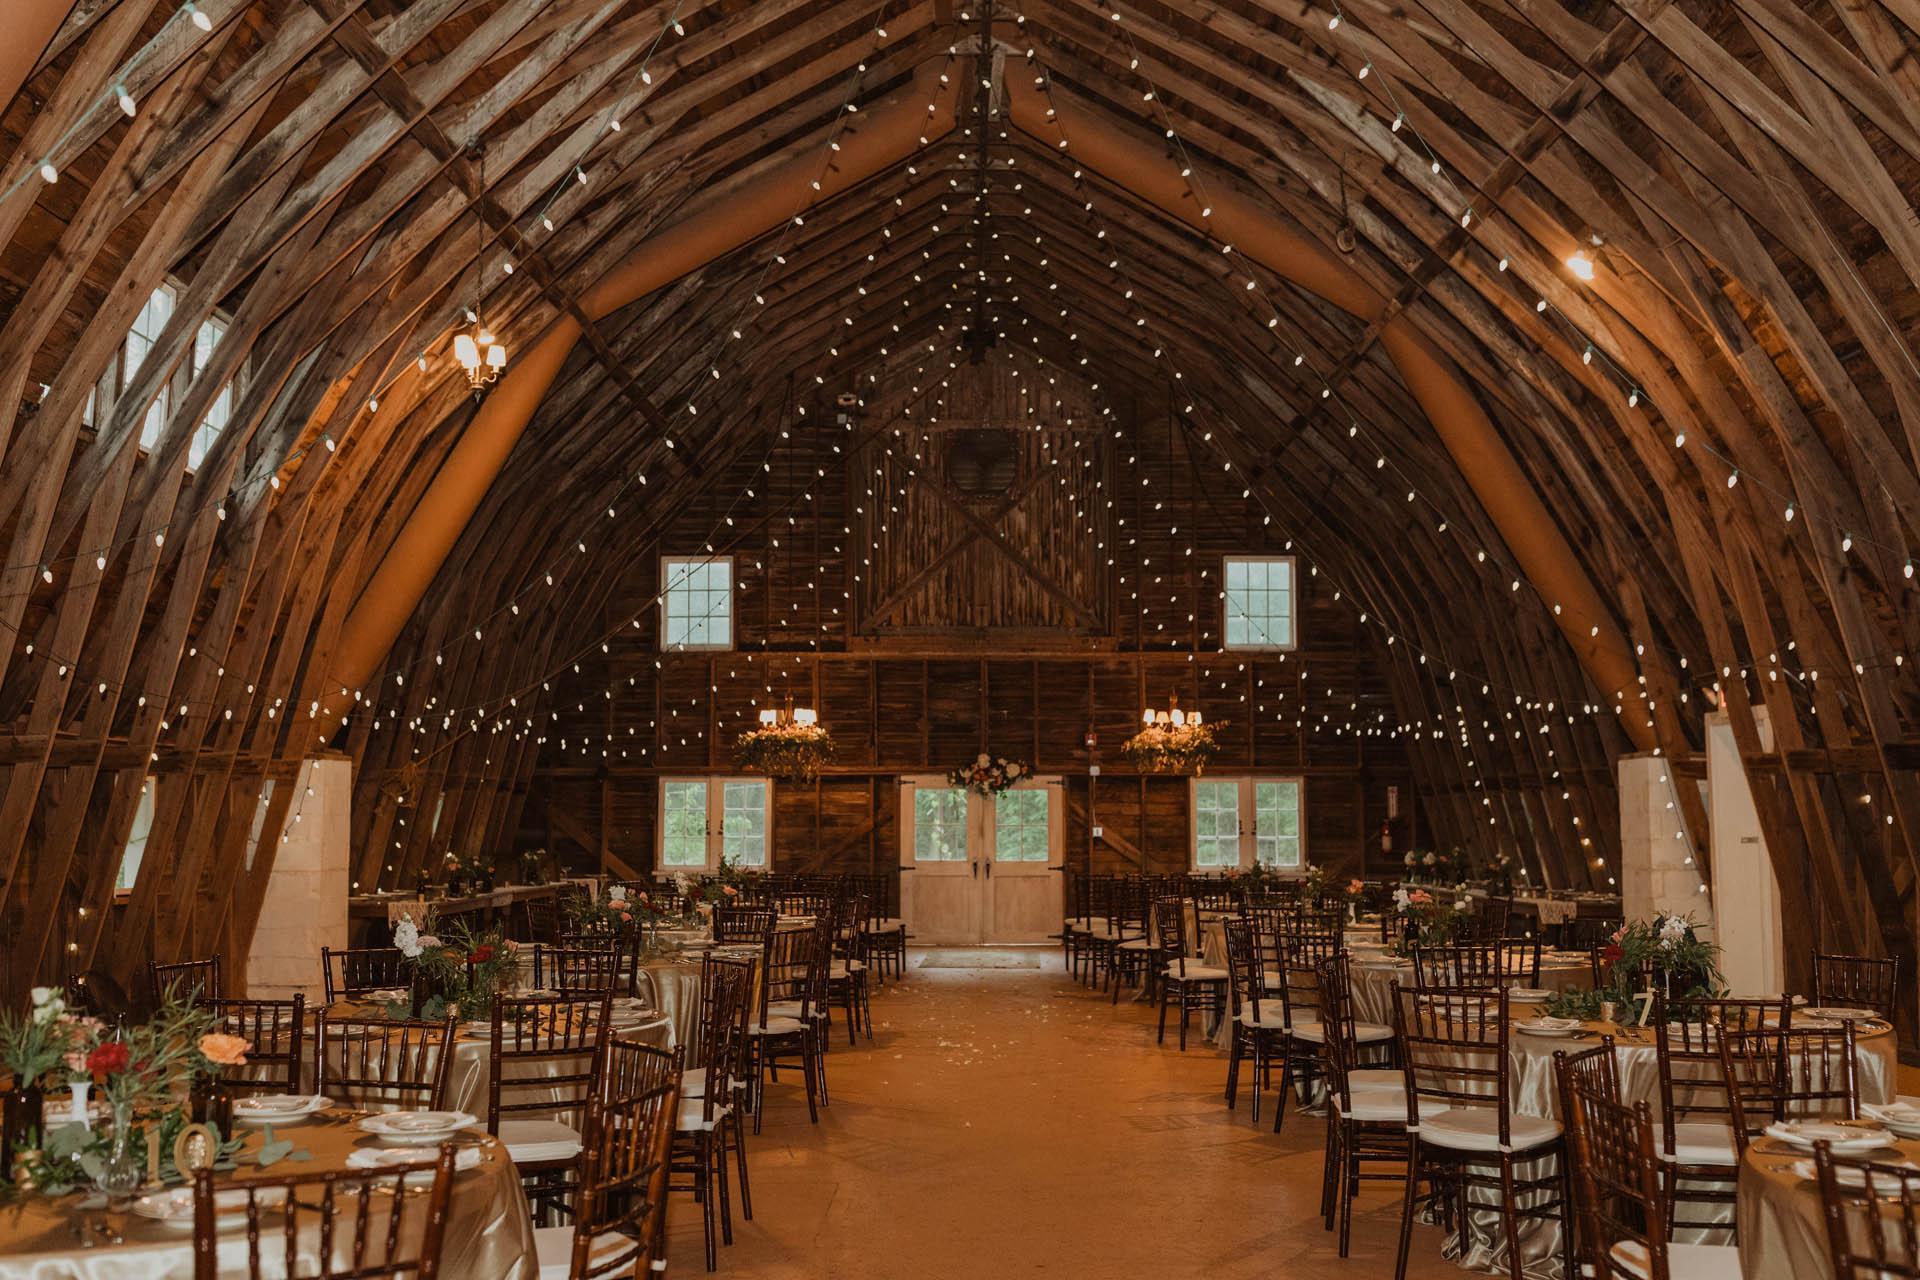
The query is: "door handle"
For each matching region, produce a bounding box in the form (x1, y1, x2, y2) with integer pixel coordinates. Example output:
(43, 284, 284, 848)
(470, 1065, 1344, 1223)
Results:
(985, 862, 993, 877)
(971, 862, 979, 878)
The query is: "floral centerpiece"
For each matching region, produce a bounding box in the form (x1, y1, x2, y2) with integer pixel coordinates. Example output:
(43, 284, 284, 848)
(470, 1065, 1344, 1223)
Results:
(1473, 847, 1517, 896)
(733, 720, 835, 783)
(1120, 719, 1221, 775)
(949, 754, 1027, 796)
(1389, 886, 1474, 958)
(1401, 847, 1469, 885)
(1544, 914, 1722, 1021)
(392, 913, 518, 1021)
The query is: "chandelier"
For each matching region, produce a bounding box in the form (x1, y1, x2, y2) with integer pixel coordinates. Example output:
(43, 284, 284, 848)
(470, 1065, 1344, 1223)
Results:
(736, 700, 833, 782)
(1123, 694, 1221, 775)
(757, 704, 818, 728)
(1139, 697, 1201, 728)
(454, 322, 506, 389)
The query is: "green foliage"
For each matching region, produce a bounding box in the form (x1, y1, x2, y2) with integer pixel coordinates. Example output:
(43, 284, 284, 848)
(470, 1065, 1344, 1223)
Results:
(1119, 722, 1221, 775)
(732, 723, 834, 782)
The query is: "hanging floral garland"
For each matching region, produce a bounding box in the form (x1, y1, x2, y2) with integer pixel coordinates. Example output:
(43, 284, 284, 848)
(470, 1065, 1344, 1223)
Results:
(1120, 719, 1222, 775)
(948, 754, 1028, 795)
(733, 720, 835, 782)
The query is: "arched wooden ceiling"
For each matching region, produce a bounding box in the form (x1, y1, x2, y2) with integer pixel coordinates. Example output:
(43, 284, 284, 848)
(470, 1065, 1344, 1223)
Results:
(0, 0, 1915, 995)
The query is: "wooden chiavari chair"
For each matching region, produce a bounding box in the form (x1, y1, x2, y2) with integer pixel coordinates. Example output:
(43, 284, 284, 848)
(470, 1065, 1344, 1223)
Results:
(192, 1148, 456, 1280)
(1413, 936, 1542, 989)
(1283, 935, 1381, 1133)
(148, 957, 220, 1006)
(1720, 1022, 1860, 1159)
(673, 957, 753, 1270)
(1391, 983, 1571, 1280)
(1152, 896, 1229, 1051)
(753, 916, 832, 1128)
(1106, 879, 1156, 1004)
(1317, 955, 1409, 1255)
(1561, 1075, 1740, 1280)
(1814, 1143, 1920, 1279)
(533, 1039, 685, 1280)
(546, 946, 624, 997)
(486, 993, 612, 1217)
(315, 1012, 456, 1113)
(203, 995, 305, 1095)
(321, 946, 412, 1004)
(1222, 917, 1291, 1123)
(1812, 952, 1900, 1022)
(826, 892, 872, 1043)
(1653, 993, 1789, 1235)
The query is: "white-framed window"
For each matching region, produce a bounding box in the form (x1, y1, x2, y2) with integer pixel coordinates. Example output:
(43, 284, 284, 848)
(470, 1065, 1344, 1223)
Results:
(912, 786, 968, 862)
(129, 283, 177, 451)
(118, 776, 157, 894)
(659, 556, 733, 650)
(1222, 555, 1296, 650)
(1190, 777, 1304, 871)
(992, 787, 1050, 862)
(657, 777, 770, 871)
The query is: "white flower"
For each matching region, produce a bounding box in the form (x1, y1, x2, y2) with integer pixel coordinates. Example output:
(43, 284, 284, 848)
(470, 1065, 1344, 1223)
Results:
(1423, 852, 1437, 866)
(29, 987, 63, 1025)
(394, 918, 421, 959)
(1658, 917, 1688, 950)
(976, 753, 991, 767)
(1004, 762, 1022, 779)
(1403, 851, 1416, 866)
(1392, 888, 1411, 910)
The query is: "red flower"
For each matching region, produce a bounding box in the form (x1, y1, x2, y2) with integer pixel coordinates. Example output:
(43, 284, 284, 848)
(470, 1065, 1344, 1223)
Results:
(1600, 944, 1623, 966)
(87, 1041, 130, 1077)
(468, 945, 495, 964)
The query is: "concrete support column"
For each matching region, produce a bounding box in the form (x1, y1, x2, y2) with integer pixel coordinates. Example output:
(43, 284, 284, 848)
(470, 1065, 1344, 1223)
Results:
(1618, 752, 1710, 930)
(246, 755, 350, 1001)
(1707, 709, 1784, 996)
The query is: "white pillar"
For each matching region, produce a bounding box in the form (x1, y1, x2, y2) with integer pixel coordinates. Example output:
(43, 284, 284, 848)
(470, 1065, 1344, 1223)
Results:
(245, 755, 350, 1001)
(1707, 709, 1785, 997)
(1618, 753, 1709, 926)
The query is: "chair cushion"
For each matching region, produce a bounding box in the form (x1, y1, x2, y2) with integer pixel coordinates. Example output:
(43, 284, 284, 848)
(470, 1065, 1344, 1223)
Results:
(1418, 1107, 1562, 1154)
(863, 918, 906, 934)
(1659, 1121, 1739, 1166)
(1237, 1005, 1292, 1031)
(1349, 1069, 1403, 1092)
(677, 1098, 731, 1132)
(534, 1226, 637, 1280)
(498, 1118, 582, 1163)
(1118, 938, 1157, 952)
(1610, 1240, 1743, 1280)
(1291, 1020, 1392, 1045)
(750, 1015, 806, 1036)
(1335, 1087, 1413, 1124)
(1163, 963, 1229, 980)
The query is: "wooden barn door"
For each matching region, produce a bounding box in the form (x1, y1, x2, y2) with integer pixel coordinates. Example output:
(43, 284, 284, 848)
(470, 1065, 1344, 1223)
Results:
(901, 777, 1063, 945)
(983, 779, 1064, 944)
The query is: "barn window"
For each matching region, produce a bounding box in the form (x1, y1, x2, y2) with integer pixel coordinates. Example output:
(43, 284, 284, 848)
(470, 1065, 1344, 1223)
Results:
(1222, 555, 1296, 650)
(660, 555, 733, 650)
(129, 284, 177, 450)
(658, 778, 769, 872)
(1191, 777, 1303, 871)
(117, 776, 157, 894)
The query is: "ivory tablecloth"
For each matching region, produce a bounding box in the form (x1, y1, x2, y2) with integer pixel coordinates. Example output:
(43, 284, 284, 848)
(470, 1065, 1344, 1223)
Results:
(1736, 1123, 1920, 1280)
(0, 1112, 535, 1279)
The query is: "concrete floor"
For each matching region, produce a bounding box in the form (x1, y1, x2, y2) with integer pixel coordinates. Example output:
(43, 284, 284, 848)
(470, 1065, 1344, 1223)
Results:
(664, 947, 1462, 1278)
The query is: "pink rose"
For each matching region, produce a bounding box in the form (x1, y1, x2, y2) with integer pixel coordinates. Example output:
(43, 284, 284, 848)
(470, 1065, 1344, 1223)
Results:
(198, 1033, 251, 1067)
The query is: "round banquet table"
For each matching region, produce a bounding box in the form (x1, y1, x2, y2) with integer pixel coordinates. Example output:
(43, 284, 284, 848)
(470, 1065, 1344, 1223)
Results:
(1453, 1014, 1898, 1279)
(632, 918, 805, 1058)
(0, 1114, 534, 1280)
(1344, 948, 1594, 1028)
(323, 999, 672, 1116)
(1736, 1116, 1920, 1280)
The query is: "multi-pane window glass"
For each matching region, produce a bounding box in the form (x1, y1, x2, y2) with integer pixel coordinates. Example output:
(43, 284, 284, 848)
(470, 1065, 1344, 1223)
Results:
(914, 788, 968, 862)
(659, 778, 768, 870)
(1193, 777, 1305, 871)
(661, 781, 709, 867)
(993, 788, 1050, 862)
(1223, 556, 1296, 649)
(118, 776, 156, 893)
(1254, 780, 1303, 868)
(129, 284, 177, 450)
(661, 557, 732, 650)
(1193, 780, 1241, 868)
(189, 315, 231, 470)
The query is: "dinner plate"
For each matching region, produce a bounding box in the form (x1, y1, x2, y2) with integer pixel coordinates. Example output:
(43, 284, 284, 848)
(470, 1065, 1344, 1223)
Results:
(1763, 1120, 1891, 1153)
(1803, 1007, 1878, 1023)
(232, 1094, 330, 1123)
(1508, 988, 1555, 1003)
(345, 1144, 484, 1182)
(357, 1110, 478, 1146)
(130, 1185, 288, 1228)
(1515, 1018, 1586, 1038)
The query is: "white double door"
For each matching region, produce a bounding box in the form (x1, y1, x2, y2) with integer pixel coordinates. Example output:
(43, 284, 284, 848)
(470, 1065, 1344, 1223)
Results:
(900, 776, 1063, 945)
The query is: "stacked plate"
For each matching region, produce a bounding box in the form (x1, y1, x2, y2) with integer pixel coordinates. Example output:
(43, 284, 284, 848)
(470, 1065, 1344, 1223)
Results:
(1864, 1100, 1920, 1139)
(357, 1111, 478, 1146)
(232, 1094, 330, 1125)
(1762, 1120, 1892, 1154)
(1803, 1006, 1878, 1023)
(131, 1185, 288, 1229)
(346, 1145, 484, 1183)
(1508, 988, 1555, 1004)
(1515, 1016, 1586, 1038)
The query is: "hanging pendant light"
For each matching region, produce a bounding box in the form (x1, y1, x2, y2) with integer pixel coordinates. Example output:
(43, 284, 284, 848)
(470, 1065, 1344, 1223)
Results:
(457, 144, 507, 393)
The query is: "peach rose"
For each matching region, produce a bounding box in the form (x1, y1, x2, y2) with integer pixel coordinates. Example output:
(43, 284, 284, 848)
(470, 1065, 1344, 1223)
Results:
(198, 1033, 251, 1067)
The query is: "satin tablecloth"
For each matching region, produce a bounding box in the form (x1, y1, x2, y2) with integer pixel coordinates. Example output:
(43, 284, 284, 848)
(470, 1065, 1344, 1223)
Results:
(1344, 950, 1593, 1028)
(0, 1112, 534, 1279)
(1455, 1015, 1897, 1280)
(1735, 1121, 1920, 1280)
